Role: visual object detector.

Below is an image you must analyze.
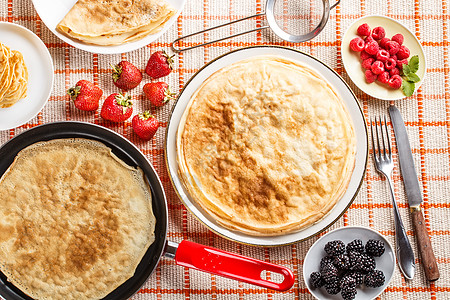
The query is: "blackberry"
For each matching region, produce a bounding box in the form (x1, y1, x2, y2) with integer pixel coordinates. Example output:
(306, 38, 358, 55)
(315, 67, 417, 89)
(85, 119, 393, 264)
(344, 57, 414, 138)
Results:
(309, 271, 324, 288)
(346, 239, 365, 254)
(357, 253, 376, 273)
(347, 271, 364, 285)
(365, 239, 385, 257)
(341, 288, 357, 300)
(320, 263, 339, 283)
(324, 240, 346, 256)
(340, 275, 357, 291)
(320, 256, 334, 271)
(365, 269, 385, 288)
(324, 281, 341, 295)
(333, 254, 350, 270)
(347, 251, 363, 270)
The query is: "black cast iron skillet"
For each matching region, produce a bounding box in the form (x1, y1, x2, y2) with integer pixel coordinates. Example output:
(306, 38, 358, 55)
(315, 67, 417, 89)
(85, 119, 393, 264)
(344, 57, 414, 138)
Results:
(0, 122, 294, 300)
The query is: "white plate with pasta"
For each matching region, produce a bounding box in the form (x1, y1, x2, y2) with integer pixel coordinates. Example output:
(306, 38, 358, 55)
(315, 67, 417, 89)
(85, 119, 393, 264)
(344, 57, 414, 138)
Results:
(0, 22, 54, 131)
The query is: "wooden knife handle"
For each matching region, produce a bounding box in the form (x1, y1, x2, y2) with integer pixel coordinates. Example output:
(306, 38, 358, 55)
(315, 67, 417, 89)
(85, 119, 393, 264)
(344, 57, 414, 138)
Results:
(411, 208, 440, 281)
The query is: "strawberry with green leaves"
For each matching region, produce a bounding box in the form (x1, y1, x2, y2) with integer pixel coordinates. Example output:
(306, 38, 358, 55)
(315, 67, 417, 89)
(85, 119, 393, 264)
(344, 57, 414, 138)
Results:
(100, 93, 133, 122)
(143, 82, 176, 107)
(67, 80, 103, 111)
(145, 50, 174, 79)
(132, 111, 159, 140)
(111, 61, 142, 90)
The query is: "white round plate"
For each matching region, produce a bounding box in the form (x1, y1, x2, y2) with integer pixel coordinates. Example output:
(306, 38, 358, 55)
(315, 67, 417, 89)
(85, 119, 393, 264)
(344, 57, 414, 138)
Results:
(31, 0, 185, 54)
(341, 15, 426, 100)
(165, 46, 368, 246)
(0, 22, 54, 131)
(303, 226, 395, 299)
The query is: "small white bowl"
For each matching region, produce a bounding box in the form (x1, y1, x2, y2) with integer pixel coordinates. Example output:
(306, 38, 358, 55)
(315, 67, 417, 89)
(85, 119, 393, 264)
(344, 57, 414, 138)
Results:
(341, 15, 426, 100)
(303, 226, 395, 300)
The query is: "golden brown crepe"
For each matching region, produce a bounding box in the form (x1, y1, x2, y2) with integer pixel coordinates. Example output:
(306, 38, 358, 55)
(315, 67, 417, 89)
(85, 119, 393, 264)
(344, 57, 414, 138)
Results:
(0, 139, 155, 300)
(177, 55, 356, 236)
(56, 0, 175, 45)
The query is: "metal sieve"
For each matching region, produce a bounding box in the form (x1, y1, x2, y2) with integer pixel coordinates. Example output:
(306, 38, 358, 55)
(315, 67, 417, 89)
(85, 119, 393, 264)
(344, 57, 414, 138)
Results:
(172, 0, 340, 52)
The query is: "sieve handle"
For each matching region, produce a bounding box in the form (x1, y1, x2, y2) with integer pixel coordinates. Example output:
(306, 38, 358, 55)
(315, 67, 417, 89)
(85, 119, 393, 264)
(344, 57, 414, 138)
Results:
(331, 0, 341, 10)
(172, 13, 269, 53)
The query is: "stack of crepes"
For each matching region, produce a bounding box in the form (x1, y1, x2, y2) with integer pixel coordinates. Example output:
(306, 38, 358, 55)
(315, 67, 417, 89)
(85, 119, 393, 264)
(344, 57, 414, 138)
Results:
(177, 56, 356, 236)
(0, 42, 28, 108)
(56, 0, 175, 45)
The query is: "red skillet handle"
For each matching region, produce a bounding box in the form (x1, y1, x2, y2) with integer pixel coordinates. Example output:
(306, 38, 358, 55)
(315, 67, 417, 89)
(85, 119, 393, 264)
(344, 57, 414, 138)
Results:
(174, 240, 295, 291)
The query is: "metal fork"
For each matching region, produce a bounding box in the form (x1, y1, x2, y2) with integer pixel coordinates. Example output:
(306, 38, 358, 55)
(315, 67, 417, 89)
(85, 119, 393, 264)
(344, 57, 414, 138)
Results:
(370, 116, 416, 280)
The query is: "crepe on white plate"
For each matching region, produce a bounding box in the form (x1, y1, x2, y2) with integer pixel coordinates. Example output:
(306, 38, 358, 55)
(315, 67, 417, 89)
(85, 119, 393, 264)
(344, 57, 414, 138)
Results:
(177, 55, 356, 236)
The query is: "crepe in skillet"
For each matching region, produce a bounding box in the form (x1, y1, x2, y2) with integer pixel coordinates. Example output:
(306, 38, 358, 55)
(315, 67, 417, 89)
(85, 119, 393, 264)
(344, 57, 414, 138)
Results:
(56, 0, 175, 45)
(177, 55, 356, 236)
(0, 138, 155, 300)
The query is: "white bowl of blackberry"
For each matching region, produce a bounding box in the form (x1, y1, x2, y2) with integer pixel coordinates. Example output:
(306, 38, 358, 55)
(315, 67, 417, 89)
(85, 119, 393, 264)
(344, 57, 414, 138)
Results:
(303, 226, 395, 300)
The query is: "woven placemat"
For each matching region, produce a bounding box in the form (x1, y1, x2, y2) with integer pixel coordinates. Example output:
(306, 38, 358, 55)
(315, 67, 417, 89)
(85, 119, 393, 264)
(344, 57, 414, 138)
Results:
(1, 0, 449, 299)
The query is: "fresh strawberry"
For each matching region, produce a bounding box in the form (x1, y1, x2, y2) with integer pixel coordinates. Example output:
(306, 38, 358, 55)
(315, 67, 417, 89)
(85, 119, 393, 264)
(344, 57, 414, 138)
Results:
(111, 61, 142, 90)
(132, 111, 159, 140)
(143, 82, 176, 107)
(67, 80, 102, 111)
(100, 93, 133, 122)
(145, 50, 174, 79)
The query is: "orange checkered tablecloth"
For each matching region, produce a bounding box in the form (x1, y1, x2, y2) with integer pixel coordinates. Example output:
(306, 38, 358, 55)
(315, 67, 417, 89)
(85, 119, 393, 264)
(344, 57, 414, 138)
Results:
(1, 0, 450, 299)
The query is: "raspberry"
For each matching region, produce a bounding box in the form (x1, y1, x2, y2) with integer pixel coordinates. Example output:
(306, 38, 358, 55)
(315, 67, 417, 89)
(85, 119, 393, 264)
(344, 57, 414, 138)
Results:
(365, 70, 377, 83)
(379, 37, 390, 49)
(372, 26, 386, 40)
(357, 23, 371, 36)
(385, 58, 397, 70)
(391, 33, 404, 45)
(397, 59, 408, 71)
(376, 49, 390, 62)
(397, 45, 410, 60)
(377, 71, 390, 84)
(350, 37, 365, 52)
(365, 41, 379, 55)
(385, 41, 400, 55)
(371, 60, 385, 74)
(391, 54, 398, 62)
(364, 35, 375, 44)
(360, 50, 372, 61)
(388, 75, 402, 89)
(362, 58, 375, 69)
(390, 67, 400, 76)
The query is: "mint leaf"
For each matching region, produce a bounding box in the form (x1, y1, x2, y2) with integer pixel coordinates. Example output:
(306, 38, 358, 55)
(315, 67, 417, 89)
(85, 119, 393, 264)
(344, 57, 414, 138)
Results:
(403, 64, 411, 76)
(402, 80, 415, 97)
(408, 55, 419, 73)
(407, 73, 421, 83)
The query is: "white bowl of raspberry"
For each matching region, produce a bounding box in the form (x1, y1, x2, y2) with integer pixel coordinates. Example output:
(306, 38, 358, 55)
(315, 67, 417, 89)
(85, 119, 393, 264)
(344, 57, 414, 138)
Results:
(341, 15, 426, 100)
(303, 226, 395, 300)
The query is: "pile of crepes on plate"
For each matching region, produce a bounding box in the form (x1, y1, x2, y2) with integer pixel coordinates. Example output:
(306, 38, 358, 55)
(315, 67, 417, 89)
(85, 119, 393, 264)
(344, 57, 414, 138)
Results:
(56, 0, 175, 45)
(177, 55, 357, 236)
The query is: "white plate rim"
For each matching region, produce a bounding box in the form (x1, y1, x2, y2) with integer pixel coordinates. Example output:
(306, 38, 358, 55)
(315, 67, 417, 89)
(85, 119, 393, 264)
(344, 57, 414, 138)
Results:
(341, 15, 427, 101)
(165, 45, 368, 246)
(302, 226, 396, 300)
(0, 22, 54, 131)
(31, 0, 186, 54)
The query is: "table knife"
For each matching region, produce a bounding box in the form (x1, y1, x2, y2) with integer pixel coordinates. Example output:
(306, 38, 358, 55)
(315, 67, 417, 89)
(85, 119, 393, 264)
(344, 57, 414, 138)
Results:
(389, 105, 440, 281)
